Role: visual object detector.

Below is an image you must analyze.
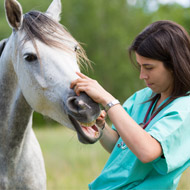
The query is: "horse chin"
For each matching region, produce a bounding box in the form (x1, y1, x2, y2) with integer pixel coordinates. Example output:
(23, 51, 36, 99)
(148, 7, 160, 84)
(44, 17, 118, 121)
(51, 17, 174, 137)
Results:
(68, 115, 102, 144)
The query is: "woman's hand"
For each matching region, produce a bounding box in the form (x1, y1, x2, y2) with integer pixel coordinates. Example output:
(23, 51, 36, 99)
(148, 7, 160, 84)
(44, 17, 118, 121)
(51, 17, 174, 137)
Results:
(70, 72, 115, 107)
(96, 110, 107, 129)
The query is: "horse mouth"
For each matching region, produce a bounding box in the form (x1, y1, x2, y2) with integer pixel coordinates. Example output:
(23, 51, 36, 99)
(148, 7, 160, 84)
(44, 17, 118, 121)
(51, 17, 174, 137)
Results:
(68, 115, 102, 144)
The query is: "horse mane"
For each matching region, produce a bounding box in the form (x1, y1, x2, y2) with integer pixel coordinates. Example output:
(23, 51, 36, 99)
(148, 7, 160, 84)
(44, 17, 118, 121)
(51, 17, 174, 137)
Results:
(22, 11, 90, 67)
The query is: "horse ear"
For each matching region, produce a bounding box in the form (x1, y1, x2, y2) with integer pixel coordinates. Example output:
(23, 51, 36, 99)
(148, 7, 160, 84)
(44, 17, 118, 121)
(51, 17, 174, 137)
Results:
(5, 0, 23, 30)
(46, 0, 62, 22)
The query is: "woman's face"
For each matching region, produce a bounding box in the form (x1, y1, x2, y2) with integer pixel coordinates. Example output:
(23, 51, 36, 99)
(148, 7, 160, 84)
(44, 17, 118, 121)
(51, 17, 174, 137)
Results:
(135, 53, 174, 99)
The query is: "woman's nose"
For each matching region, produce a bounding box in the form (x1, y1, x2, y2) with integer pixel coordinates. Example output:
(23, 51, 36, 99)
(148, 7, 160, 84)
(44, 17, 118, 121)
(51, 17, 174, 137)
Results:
(139, 69, 148, 80)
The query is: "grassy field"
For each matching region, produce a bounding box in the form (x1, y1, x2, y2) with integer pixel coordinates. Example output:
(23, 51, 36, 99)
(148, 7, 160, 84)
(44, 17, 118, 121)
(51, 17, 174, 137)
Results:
(34, 126, 190, 190)
(35, 126, 109, 190)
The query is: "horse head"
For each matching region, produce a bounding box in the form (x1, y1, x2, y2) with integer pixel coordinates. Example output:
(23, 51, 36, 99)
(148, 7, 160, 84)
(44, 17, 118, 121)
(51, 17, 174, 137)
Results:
(4, 0, 102, 144)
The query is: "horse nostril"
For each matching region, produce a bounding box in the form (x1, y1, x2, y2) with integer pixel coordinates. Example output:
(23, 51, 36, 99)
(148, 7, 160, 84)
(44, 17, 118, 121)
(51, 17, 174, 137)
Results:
(66, 92, 101, 123)
(67, 97, 78, 112)
(67, 97, 90, 113)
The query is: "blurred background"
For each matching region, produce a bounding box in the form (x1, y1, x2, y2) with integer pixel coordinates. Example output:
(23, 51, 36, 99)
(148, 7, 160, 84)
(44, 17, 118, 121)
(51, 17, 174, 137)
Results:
(0, 0, 190, 189)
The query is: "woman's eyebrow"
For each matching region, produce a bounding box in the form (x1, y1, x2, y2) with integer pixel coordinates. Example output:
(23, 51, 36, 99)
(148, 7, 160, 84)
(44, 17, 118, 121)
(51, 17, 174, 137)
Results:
(136, 61, 153, 66)
(142, 63, 153, 66)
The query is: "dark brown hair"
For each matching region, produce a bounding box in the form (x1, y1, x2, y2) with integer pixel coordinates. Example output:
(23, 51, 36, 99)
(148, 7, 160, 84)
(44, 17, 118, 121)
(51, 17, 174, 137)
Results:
(129, 20, 190, 112)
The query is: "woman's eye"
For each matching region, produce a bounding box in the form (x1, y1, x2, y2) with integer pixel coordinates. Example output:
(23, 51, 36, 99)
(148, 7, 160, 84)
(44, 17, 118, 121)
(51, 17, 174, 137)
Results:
(146, 68, 153, 70)
(24, 53, 37, 62)
(145, 66, 153, 70)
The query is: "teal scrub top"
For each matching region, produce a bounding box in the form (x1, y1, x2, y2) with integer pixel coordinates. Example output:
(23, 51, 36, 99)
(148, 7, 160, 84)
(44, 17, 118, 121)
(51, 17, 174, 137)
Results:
(89, 88, 190, 190)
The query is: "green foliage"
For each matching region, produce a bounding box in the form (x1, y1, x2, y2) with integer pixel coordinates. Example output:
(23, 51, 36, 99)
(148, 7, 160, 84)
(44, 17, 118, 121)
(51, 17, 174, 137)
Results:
(1, 0, 190, 125)
(33, 112, 57, 127)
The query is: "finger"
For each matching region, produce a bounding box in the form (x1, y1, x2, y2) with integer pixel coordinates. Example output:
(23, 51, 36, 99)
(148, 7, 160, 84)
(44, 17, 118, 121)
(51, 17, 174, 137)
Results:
(70, 80, 77, 89)
(96, 117, 105, 123)
(99, 110, 106, 118)
(74, 85, 88, 96)
(96, 117, 104, 122)
(70, 78, 86, 89)
(76, 72, 90, 79)
(74, 82, 88, 92)
(101, 110, 106, 118)
(96, 112, 106, 124)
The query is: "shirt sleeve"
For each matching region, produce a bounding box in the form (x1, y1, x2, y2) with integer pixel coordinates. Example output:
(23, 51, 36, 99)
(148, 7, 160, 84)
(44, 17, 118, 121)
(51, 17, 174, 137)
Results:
(148, 108, 190, 175)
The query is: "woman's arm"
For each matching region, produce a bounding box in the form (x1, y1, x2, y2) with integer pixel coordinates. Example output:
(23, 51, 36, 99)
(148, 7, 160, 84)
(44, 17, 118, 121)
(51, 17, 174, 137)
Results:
(99, 122, 119, 153)
(95, 111, 119, 153)
(71, 72, 163, 163)
(107, 104, 162, 163)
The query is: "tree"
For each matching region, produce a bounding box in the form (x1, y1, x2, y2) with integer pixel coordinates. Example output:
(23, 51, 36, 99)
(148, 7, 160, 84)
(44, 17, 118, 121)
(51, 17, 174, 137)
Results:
(1, 0, 189, 124)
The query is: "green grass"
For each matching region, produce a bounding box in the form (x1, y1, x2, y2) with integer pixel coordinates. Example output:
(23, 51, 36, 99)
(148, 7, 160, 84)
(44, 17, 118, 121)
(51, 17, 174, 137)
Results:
(34, 126, 109, 190)
(34, 126, 190, 190)
(178, 168, 190, 190)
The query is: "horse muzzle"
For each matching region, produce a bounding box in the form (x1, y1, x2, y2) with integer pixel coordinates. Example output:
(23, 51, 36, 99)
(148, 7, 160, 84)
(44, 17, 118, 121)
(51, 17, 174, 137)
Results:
(66, 91, 102, 144)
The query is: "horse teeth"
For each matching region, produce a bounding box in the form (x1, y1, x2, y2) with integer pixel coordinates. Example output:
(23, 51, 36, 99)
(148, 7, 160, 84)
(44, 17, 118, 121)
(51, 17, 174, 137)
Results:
(95, 132, 99, 138)
(80, 120, 96, 127)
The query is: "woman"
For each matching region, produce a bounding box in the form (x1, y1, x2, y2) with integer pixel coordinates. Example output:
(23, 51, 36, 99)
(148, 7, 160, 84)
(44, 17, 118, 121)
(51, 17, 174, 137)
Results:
(71, 20, 190, 189)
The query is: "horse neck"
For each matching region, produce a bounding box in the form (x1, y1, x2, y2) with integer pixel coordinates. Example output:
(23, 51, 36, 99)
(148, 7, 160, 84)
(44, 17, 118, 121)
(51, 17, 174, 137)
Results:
(0, 48, 33, 158)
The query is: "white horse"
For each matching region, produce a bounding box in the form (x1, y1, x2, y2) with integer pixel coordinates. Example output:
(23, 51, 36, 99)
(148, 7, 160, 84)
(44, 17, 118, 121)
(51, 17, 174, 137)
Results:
(0, 0, 102, 189)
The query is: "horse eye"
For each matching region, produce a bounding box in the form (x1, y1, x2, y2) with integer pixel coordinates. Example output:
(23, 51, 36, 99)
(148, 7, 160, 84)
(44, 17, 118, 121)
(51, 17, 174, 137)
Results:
(74, 45, 80, 52)
(24, 53, 37, 62)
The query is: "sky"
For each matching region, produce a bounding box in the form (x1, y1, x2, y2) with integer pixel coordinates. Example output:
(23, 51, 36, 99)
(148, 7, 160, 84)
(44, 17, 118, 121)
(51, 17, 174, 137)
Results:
(127, 0, 190, 8)
(158, 0, 190, 7)
(127, 0, 190, 12)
